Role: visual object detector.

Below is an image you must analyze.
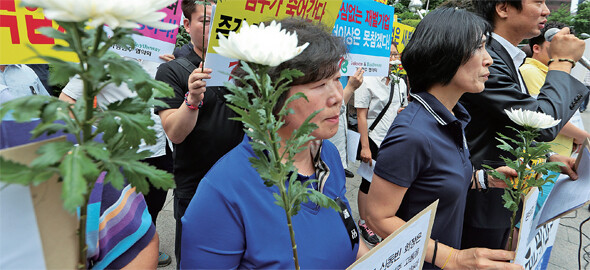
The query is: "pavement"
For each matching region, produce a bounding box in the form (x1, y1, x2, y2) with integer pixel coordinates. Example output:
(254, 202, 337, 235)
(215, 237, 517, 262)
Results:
(155, 112, 590, 270)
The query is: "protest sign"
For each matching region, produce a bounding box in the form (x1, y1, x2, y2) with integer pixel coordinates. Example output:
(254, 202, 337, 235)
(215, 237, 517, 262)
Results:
(514, 187, 539, 265)
(0, 0, 77, 64)
(514, 219, 560, 270)
(205, 0, 342, 86)
(0, 136, 78, 269)
(392, 21, 414, 53)
(108, 0, 183, 63)
(1, 0, 182, 64)
(347, 200, 437, 270)
(334, 0, 395, 77)
(537, 142, 590, 227)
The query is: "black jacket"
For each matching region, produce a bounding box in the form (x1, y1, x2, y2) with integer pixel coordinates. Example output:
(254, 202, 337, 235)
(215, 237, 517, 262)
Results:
(458, 37, 589, 236)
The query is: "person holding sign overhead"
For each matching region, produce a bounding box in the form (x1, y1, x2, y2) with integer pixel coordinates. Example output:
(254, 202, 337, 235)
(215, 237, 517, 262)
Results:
(365, 8, 522, 269)
(154, 0, 245, 266)
(180, 18, 369, 269)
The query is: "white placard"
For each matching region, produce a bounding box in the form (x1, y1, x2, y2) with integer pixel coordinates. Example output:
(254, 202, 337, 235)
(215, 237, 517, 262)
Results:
(515, 187, 539, 265)
(346, 130, 360, 163)
(348, 200, 437, 270)
(537, 146, 590, 227)
(357, 160, 376, 182)
(515, 219, 560, 270)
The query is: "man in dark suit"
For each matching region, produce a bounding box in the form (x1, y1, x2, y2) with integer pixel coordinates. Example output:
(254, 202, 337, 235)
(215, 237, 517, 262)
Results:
(459, 0, 588, 250)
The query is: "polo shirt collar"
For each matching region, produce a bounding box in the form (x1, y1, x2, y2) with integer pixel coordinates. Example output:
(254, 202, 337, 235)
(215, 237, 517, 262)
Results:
(244, 135, 330, 193)
(524, 57, 548, 73)
(410, 92, 470, 128)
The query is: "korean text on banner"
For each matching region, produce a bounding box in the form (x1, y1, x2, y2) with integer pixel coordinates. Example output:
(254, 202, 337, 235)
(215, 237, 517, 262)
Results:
(392, 21, 414, 53)
(205, 0, 342, 87)
(347, 200, 437, 270)
(334, 0, 394, 77)
(109, 0, 183, 63)
(0, 0, 78, 64)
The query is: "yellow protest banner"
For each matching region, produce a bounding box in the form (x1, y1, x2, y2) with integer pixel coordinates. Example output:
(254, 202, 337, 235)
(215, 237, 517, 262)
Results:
(208, 0, 342, 51)
(0, 0, 78, 64)
(205, 0, 342, 86)
(374, 0, 388, 4)
(391, 21, 414, 53)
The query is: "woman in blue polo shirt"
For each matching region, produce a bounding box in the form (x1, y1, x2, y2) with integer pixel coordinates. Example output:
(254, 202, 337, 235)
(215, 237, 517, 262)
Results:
(179, 18, 369, 269)
(365, 7, 521, 270)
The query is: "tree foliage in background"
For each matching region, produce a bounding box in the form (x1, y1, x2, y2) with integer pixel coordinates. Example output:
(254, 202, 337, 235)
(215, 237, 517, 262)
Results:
(548, 1, 590, 37)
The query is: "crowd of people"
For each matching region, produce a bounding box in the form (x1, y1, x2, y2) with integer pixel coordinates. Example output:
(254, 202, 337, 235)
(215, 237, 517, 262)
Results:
(1, 0, 589, 269)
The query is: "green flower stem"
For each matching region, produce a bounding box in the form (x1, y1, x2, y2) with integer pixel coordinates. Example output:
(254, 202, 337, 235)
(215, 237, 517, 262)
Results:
(202, 4, 206, 73)
(77, 197, 88, 269)
(507, 195, 520, 251)
(92, 26, 104, 55)
(281, 186, 300, 270)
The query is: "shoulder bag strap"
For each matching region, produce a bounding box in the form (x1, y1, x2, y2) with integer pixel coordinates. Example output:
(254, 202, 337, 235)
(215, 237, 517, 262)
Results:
(368, 81, 395, 132)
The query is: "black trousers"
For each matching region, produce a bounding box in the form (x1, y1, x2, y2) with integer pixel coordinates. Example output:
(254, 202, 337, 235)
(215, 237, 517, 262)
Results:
(141, 145, 173, 225)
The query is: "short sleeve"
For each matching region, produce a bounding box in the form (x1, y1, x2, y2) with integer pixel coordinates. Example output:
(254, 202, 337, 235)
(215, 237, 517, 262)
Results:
(373, 125, 431, 188)
(154, 62, 186, 114)
(61, 76, 84, 100)
(354, 81, 371, 109)
(180, 179, 245, 269)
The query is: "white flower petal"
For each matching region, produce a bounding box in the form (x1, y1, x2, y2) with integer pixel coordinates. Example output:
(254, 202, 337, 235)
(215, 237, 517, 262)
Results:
(504, 108, 561, 129)
(22, 0, 177, 30)
(212, 20, 308, 66)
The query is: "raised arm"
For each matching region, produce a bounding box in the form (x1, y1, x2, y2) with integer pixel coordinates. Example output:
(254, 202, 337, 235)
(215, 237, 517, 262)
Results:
(343, 68, 364, 103)
(158, 63, 211, 144)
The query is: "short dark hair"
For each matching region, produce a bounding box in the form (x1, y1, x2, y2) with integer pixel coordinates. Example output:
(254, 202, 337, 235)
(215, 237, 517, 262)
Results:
(528, 21, 569, 51)
(182, 0, 214, 21)
(233, 18, 347, 114)
(401, 7, 491, 93)
(473, 0, 522, 26)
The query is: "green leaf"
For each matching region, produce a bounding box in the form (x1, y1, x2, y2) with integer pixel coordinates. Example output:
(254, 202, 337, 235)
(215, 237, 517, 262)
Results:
(37, 27, 69, 40)
(0, 157, 36, 185)
(59, 146, 100, 212)
(502, 190, 518, 212)
(82, 141, 110, 161)
(0, 95, 54, 122)
(308, 189, 340, 212)
(30, 141, 74, 168)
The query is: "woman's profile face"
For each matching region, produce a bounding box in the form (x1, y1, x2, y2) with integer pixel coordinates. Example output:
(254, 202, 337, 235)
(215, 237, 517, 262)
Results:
(280, 70, 344, 140)
(448, 35, 493, 94)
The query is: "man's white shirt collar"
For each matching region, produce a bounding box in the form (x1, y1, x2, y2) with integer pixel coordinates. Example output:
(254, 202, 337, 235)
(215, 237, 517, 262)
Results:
(492, 33, 527, 94)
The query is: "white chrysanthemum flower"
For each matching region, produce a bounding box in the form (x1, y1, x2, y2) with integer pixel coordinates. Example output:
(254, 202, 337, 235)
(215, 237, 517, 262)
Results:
(389, 60, 401, 66)
(504, 108, 561, 129)
(22, 0, 177, 30)
(213, 20, 309, 67)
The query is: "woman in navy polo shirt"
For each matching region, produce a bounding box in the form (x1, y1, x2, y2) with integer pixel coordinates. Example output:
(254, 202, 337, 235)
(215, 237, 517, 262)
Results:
(365, 7, 521, 270)
(179, 18, 369, 269)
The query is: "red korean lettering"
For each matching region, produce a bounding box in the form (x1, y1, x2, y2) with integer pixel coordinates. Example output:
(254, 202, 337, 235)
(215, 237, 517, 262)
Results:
(285, 0, 298, 16)
(339, 2, 346, 21)
(311, 0, 326, 22)
(25, 14, 54, 44)
(245, 0, 257, 11)
(0, 0, 16, 12)
(0, 15, 19, 44)
(258, 0, 272, 12)
(269, 0, 284, 16)
(382, 14, 390, 30)
(347, 4, 361, 24)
